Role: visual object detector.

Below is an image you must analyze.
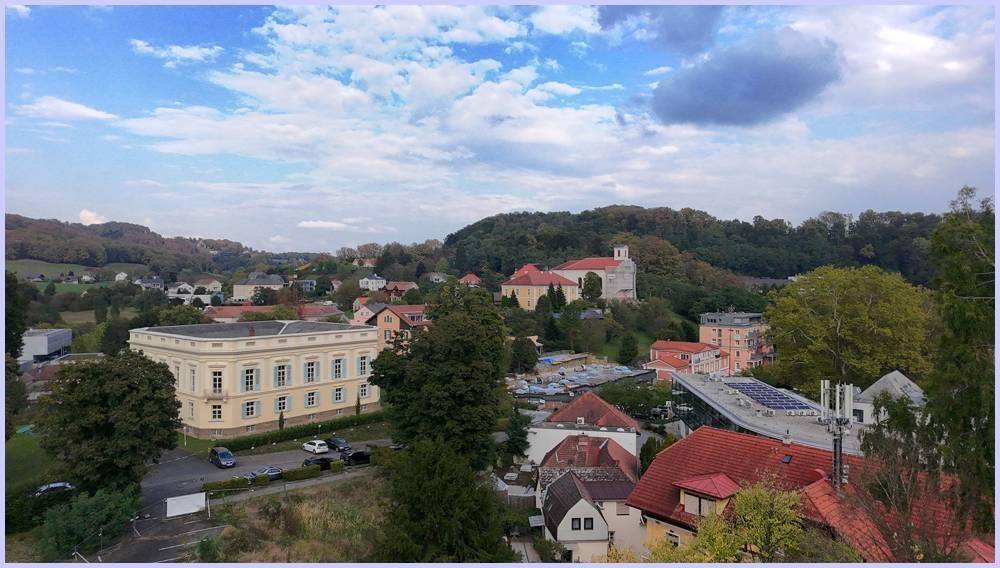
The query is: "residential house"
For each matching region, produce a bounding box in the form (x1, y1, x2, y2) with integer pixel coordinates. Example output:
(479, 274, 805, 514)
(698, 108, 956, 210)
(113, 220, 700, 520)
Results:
(134, 276, 165, 291)
(382, 281, 419, 300)
(63, 276, 79, 284)
(365, 304, 431, 350)
(21, 353, 104, 402)
(352, 296, 370, 314)
(129, 321, 381, 438)
(643, 340, 729, 380)
(330, 279, 343, 292)
(627, 426, 994, 563)
(459, 273, 482, 287)
(232, 272, 285, 302)
(501, 268, 579, 311)
(537, 435, 643, 558)
(542, 472, 612, 562)
(852, 370, 924, 425)
(18, 328, 72, 366)
(298, 303, 343, 322)
(351, 301, 386, 325)
(359, 273, 387, 292)
(353, 258, 377, 268)
(25, 273, 45, 282)
(508, 335, 544, 355)
(551, 245, 636, 301)
(194, 278, 223, 293)
(425, 272, 449, 283)
(699, 311, 774, 374)
(114, 271, 129, 282)
(203, 305, 276, 324)
(80, 273, 96, 283)
(167, 282, 195, 296)
(294, 279, 317, 294)
(526, 391, 640, 464)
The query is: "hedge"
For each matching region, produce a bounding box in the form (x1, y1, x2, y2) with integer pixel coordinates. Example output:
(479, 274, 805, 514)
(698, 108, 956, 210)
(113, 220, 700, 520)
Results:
(282, 465, 321, 482)
(221, 411, 386, 452)
(5, 486, 75, 534)
(203, 477, 251, 493)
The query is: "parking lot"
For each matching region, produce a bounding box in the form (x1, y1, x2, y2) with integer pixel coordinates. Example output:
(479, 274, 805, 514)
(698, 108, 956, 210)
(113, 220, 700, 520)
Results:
(91, 512, 225, 563)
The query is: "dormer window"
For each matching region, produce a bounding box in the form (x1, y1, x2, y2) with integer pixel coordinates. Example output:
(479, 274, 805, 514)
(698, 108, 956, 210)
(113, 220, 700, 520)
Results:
(683, 493, 716, 517)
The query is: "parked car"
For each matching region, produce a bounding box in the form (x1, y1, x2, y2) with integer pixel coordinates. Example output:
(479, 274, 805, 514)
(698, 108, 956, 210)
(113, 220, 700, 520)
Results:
(325, 437, 352, 453)
(302, 440, 329, 454)
(341, 449, 371, 466)
(208, 447, 236, 468)
(243, 466, 283, 481)
(32, 482, 76, 497)
(302, 456, 337, 471)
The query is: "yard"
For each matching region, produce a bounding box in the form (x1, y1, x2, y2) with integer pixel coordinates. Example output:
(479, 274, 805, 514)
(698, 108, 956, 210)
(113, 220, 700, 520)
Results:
(59, 307, 138, 325)
(194, 474, 386, 562)
(178, 420, 394, 456)
(5, 430, 57, 487)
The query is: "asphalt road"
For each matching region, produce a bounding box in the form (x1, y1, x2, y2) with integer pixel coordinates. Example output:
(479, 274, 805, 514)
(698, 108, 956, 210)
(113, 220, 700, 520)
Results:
(140, 439, 389, 511)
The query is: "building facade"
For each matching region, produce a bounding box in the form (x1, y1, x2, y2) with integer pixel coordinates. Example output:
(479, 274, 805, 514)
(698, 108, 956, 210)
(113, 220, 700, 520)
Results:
(552, 245, 636, 301)
(232, 272, 285, 302)
(365, 304, 430, 350)
(18, 328, 73, 366)
(359, 274, 387, 292)
(500, 268, 579, 311)
(129, 321, 381, 438)
(644, 340, 729, 379)
(698, 312, 774, 374)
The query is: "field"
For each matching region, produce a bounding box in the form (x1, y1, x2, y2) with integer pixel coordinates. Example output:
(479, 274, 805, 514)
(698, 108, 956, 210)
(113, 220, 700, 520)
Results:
(199, 474, 386, 562)
(600, 331, 655, 362)
(7, 259, 148, 280)
(5, 430, 57, 486)
(59, 307, 138, 325)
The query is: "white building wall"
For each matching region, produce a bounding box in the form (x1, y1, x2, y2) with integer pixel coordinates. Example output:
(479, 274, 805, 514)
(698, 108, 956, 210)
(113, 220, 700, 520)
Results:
(526, 426, 638, 465)
(19, 329, 72, 364)
(602, 503, 645, 558)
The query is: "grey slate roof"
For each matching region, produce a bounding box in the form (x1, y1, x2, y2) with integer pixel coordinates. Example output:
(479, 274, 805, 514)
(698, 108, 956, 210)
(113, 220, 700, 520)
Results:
(857, 370, 925, 406)
(138, 321, 370, 339)
(237, 272, 285, 286)
(542, 471, 591, 540)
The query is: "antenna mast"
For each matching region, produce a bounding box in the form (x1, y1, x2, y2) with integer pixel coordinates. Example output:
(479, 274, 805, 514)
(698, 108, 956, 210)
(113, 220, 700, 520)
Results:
(820, 379, 854, 490)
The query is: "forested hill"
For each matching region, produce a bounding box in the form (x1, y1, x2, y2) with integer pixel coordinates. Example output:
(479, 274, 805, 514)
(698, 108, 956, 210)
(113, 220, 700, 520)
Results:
(4, 214, 255, 273)
(444, 205, 942, 286)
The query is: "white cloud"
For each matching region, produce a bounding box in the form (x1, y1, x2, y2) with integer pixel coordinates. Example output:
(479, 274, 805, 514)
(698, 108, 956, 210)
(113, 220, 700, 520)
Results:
(644, 65, 673, 76)
(124, 179, 166, 188)
(530, 6, 599, 35)
(6, 5, 30, 19)
(297, 220, 353, 230)
(130, 39, 224, 68)
(269, 235, 291, 244)
(15, 67, 35, 75)
(16, 96, 118, 120)
(79, 209, 108, 225)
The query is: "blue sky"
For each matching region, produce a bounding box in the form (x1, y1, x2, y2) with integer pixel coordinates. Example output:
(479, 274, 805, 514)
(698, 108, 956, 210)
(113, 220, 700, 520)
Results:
(4, 4, 995, 252)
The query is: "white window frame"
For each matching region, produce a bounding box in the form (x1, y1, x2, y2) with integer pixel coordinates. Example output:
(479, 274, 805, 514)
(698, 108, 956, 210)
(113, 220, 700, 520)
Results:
(305, 391, 318, 407)
(274, 364, 288, 388)
(211, 370, 223, 394)
(334, 387, 345, 403)
(358, 355, 369, 377)
(188, 401, 194, 418)
(211, 405, 222, 421)
(276, 395, 288, 413)
(243, 400, 259, 419)
(304, 361, 318, 384)
(189, 368, 196, 392)
(243, 368, 258, 392)
(360, 383, 370, 399)
(332, 358, 344, 379)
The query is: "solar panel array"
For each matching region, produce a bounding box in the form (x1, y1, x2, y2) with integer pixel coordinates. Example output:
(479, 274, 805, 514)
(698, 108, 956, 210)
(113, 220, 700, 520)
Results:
(725, 382, 812, 410)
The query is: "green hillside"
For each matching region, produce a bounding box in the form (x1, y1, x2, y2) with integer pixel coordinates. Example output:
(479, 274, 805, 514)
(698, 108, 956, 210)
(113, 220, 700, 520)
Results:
(6, 259, 148, 280)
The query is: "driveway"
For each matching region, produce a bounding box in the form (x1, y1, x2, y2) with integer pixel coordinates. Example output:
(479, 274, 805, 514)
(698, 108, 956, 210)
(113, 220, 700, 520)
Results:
(141, 439, 389, 510)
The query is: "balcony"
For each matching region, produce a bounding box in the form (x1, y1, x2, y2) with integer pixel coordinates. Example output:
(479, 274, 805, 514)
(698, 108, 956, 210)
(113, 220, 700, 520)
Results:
(204, 388, 228, 400)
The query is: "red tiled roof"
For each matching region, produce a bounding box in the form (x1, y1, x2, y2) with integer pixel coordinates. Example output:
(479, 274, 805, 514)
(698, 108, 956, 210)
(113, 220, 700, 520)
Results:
(800, 479, 893, 562)
(502, 271, 577, 287)
(963, 538, 996, 563)
(511, 264, 541, 278)
(297, 304, 342, 318)
(356, 296, 370, 306)
(546, 391, 640, 430)
(369, 304, 431, 327)
(540, 435, 638, 483)
(204, 305, 275, 319)
(645, 355, 690, 370)
(650, 340, 718, 353)
(674, 472, 741, 499)
(383, 281, 418, 292)
(459, 273, 481, 284)
(554, 257, 621, 270)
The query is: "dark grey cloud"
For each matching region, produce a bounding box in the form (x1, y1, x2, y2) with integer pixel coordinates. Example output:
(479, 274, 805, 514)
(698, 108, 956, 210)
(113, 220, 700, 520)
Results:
(598, 5, 726, 54)
(652, 28, 841, 126)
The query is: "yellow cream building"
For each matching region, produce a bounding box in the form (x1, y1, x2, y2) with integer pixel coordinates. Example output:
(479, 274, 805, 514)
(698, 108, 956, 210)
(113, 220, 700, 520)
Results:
(129, 321, 380, 438)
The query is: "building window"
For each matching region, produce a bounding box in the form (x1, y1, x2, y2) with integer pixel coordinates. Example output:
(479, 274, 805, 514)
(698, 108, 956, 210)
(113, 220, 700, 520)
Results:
(304, 361, 317, 383)
(188, 402, 194, 418)
(211, 405, 222, 421)
(189, 369, 196, 392)
(246, 425, 256, 433)
(666, 533, 680, 547)
(213, 429, 223, 436)
(683, 493, 716, 516)
(242, 368, 258, 392)
(358, 355, 369, 377)
(384, 330, 392, 341)
(336, 408, 343, 415)
(584, 518, 594, 530)
(571, 518, 581, 530)
(308, 413, 316, 421)
(334, 387, 345, 403)
(274, 364, 288, 388)
(305, 391, 318, 407)
(174, 365, 180, 386)
(276, 396, 288, 413)
(384, 315, 392, 323)
(243, 400, 259, 419)
(211, 370, 223, 394)
(333, 358, 344, 379)
(360, 383, 370, 399)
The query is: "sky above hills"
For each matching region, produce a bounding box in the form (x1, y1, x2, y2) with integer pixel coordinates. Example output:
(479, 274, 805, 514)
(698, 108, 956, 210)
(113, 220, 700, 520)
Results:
(4, 4, 995, 252)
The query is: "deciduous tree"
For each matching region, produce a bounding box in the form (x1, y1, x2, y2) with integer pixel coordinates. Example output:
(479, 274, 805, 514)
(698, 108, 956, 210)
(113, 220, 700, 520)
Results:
(509, 336, 539, 374)
(617, 333, 638, 365)
(158, 304, 208, 326)
(5, 272, 28, 358)
(582, 271, 602, 302)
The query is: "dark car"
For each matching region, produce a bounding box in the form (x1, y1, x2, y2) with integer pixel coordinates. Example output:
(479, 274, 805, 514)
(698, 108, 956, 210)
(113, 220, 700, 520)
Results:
(325, 437, 352, 453)
(243, 466, 283, 481)
(302, 456, 337, 471)
(341, 449, 371, 466)
(208, 447, 236, 468)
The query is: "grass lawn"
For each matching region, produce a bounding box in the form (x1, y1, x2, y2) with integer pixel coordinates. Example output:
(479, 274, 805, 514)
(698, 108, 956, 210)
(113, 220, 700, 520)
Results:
(5, 431, 57, 487)
(34, 281, 111, 294)
(178, 420, 394, 457)
(600, 331, 655, 362)
(59, 307, 138, 325)
(8, 259, 147, 280)
(4, 527, 43, 562)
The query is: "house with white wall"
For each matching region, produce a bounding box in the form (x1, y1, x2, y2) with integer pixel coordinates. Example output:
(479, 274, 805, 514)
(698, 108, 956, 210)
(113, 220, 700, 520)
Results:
(526, 391, 640, 465)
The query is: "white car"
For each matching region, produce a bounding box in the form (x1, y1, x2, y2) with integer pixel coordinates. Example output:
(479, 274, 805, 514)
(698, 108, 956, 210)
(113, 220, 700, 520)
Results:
(302, 440, 329, 454)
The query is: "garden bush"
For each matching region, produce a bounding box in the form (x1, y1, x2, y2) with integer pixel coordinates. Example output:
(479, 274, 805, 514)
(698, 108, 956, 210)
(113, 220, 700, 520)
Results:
(5, 482, 77, 534)
(222, 411, 385, 452)
(203, 477, 250, 494)
(253, 474, 272, 487)
(329, 461, 345, 474)
(282, 465, 321, 482)
(39, 488, 138, 561)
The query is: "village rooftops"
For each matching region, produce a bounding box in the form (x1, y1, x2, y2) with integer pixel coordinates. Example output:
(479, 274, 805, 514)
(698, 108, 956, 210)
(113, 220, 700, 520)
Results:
(133, 321, 371, 340)
(671, 372, 864, 455)
(543, 391, 640, 431)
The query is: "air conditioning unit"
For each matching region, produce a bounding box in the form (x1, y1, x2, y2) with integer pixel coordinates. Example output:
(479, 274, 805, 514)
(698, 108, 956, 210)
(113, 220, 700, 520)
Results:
(798, 410, 807, 416)
(726, 389, 737, 395)
(576, 417, 585, 425)
(786, 410, 794, 416)
(764, 409, 775, 417)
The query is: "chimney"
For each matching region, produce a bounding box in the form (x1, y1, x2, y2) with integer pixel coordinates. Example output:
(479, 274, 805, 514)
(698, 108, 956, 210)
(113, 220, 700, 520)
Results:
(782, 429, 792, 445)
(248, 324, 256, 337)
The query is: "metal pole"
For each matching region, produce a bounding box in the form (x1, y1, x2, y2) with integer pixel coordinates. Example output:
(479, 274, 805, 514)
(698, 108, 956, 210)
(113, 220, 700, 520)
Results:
(184, 426, 188, 447)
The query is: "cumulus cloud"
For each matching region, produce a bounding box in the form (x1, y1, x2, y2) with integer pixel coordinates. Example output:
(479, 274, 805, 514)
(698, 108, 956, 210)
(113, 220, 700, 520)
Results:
(298, 220, 352, 230)
(130, 39, 223, 68)
(124, 179, 166, 188)
(530, 6, 599, 35)
(16, 96, 118, 120)
(652, 28, 841, 126)
(6, 5, 30, 19)
(269, 235, 291, 244)
(79, 209, 108, 225)
(598, 5, 726, 54)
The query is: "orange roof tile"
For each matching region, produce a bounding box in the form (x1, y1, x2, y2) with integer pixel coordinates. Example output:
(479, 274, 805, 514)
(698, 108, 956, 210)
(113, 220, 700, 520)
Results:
(554, 257, 621, 270)
(546, 391, 639, 430)
(459, 273, 482, 284)
(673, 473, 741, 499)
(502, 271, 577, 287)
(650, 340, 718, 353)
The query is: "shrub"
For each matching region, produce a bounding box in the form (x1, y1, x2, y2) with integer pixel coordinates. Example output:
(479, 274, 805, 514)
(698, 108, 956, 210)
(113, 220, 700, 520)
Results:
(253, 474, 272, 487)
(203, 477, 250, 494)
(196, 536, 223, 562)
(329, 461, 345, 474)
(39, 488, 139, 561)
(532, 534, 567, 562)
(282, 465, 321, 482)
(5, 482, 77, 534)
(222, 411, 385, 452)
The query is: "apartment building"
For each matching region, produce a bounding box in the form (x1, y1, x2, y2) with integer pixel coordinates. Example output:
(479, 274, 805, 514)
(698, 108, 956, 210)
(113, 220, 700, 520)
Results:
(129, 321, 380, 438)
(365, 304, 431, 350)
(643, 340, 729, 380)
(699, 311, 774, 374)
